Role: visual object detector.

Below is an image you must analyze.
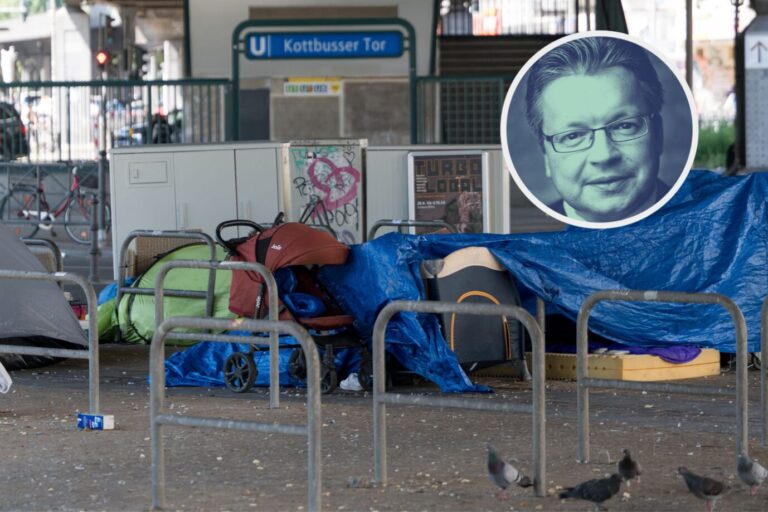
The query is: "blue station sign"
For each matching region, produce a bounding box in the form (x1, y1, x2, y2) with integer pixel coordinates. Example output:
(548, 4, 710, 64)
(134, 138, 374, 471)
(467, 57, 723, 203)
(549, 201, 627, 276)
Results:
(245, 31, 404, 59)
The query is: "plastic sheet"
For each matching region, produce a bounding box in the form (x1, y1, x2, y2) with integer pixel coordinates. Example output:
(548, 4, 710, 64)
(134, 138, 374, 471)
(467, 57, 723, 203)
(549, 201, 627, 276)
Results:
(320, 171, 767, 392)
(164, 333, 359, 388)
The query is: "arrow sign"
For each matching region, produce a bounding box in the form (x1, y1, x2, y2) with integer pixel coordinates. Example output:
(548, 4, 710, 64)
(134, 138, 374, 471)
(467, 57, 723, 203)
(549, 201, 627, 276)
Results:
(745, 35, 768, 69)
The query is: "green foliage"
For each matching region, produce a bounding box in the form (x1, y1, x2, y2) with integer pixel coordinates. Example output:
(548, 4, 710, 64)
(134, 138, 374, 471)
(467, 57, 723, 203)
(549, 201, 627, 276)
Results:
(0, 0, 47, 21)
(694, 121, 734, 170)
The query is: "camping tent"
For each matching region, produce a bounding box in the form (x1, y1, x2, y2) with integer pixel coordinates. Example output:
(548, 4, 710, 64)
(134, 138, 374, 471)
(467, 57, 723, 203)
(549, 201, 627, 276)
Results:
(0, 225, 88, 368)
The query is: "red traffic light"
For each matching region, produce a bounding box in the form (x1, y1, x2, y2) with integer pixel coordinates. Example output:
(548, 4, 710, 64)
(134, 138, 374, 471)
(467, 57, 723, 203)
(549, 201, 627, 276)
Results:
(95, 50, 110, 68)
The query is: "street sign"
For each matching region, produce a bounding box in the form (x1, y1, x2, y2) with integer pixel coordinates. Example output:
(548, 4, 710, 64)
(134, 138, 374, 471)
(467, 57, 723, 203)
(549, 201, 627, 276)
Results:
(245, 31, 403, 59)
(745, 34, 768, 69)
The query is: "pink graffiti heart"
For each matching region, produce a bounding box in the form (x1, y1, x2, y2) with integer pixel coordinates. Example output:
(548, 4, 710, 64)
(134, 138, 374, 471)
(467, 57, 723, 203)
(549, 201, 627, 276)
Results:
(307, 156, 361, 211)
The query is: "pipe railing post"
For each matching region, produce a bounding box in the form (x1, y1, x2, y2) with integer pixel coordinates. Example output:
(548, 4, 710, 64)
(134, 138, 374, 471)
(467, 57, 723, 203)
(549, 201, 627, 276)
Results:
(577, 290, 748, 464)
(372, 300, 546, 497)
(154, 259, 281, 409)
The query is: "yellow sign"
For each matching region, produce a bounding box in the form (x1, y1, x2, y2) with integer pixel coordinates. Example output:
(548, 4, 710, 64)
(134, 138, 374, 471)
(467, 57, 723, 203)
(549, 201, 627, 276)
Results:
(284, 78, 341, 95)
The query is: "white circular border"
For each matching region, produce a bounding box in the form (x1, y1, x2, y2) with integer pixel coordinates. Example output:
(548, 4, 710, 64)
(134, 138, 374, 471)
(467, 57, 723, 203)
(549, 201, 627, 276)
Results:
(500, 30, 699, 230)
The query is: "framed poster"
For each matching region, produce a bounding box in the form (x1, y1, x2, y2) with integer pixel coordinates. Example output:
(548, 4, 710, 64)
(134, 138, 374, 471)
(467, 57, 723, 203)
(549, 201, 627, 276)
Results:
(283, 139, 367, 244)
(407, 151, 490, 234)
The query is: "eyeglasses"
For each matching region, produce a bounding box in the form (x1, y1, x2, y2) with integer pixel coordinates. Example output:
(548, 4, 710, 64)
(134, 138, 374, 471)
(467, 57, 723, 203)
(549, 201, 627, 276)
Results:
(543, 115, 651, 154)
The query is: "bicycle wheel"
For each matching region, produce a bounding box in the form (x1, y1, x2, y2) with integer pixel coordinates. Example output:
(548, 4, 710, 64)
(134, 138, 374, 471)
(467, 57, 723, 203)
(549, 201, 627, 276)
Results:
(0, 191, 39, 238)
(64, 193, 110, 244)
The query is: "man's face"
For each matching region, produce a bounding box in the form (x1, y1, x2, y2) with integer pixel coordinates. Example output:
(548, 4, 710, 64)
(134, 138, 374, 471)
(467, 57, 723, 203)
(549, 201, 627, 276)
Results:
(539, 66, 661, 222)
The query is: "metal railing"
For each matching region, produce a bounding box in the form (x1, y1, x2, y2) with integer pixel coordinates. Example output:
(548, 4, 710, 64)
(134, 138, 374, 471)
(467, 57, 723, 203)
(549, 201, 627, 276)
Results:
(0, 269, 99, 413)
(439, 0, 577, 36)
(21, 237, 63, 272)
(154, 259, 281, 409)
(149, 317, 322, 511)
(372, 300, 546, 497)
(577, 290, 748, 463)
(0, 78, 232, 162)
(367, 219, 458, 241)
(415, 75, 513, 144)
(114, 230, 218, 343)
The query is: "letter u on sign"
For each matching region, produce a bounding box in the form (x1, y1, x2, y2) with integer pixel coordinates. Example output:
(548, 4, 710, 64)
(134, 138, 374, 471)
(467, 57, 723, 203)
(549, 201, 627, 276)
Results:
(248, 35, 268, 58)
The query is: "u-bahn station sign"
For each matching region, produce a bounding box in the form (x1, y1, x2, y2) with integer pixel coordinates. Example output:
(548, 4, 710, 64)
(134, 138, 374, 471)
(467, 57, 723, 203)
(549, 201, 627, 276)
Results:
(245, 31, 404, 59)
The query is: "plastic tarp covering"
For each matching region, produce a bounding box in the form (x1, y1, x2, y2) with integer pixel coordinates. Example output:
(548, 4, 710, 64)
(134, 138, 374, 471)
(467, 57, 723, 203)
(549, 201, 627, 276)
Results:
(115, 244, 234, 344)
(318, 171, 768, 392)
(0, 225, 87, 347)
(164, 335, 360, 388)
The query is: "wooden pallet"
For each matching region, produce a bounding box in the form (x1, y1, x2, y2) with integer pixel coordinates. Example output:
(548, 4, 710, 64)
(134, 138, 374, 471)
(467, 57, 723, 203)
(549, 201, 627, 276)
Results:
(474, 349, 721, 381)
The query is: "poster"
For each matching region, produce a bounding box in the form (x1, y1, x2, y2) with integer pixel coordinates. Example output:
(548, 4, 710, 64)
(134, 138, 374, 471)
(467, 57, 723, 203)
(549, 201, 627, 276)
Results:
(284, 140, 366, 244)
(408, 151, 489, 234)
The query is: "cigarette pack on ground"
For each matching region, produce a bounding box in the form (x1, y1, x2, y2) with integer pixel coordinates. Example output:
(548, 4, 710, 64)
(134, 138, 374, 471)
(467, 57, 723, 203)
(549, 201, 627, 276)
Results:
(77, 413, 115, 430)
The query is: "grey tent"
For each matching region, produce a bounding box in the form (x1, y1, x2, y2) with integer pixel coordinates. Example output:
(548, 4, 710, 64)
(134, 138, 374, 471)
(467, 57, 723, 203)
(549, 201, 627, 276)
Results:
(0, 225, 88, 369)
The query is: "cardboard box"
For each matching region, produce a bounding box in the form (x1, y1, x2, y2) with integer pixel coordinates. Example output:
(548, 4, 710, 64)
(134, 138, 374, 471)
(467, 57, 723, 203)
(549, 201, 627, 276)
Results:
(476, 349, 721, 381)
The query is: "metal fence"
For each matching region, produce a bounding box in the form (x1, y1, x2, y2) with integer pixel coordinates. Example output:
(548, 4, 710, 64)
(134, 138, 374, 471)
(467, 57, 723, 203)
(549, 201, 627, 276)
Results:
(0, 78, 232, 162)
(416, 75, 514, 144)
(440, 0, 577, 36)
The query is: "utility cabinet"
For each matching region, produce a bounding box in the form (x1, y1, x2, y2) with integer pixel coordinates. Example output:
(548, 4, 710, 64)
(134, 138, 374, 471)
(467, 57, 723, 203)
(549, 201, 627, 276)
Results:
(110, 142, 283, 276)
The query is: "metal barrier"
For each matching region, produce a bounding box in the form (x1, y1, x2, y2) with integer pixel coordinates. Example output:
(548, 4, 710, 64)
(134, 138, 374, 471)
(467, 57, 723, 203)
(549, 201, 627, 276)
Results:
(373, 300, 546, 497)
(0, 78, 232, 162)
(577, 290, 748, 463)
(415, 75, 513, 144)
(149, 317, 322, 511)
(21, 237, 63, 272)
(154, 259, 281, 409)
(0, 269, 99, 412)
(115, 230, 218, 343)
(367, 219, 458, 241)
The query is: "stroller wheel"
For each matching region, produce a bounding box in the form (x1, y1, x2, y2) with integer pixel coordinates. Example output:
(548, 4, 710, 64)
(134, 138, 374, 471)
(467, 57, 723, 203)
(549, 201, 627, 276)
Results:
(320, 365, 338, 394)
(223, 352, 257, 393)
(288, 348, 307, 382)
(358, 349, 374, 391)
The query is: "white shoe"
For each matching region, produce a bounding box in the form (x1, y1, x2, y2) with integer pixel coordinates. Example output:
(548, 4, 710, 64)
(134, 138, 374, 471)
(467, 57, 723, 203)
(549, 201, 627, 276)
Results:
(340, 373, 363, 391)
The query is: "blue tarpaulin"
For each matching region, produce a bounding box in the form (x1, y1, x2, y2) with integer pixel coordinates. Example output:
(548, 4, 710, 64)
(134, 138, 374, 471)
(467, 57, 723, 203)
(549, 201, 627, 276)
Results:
(167, 170, 767, 393)
(165, 333, 360, 388)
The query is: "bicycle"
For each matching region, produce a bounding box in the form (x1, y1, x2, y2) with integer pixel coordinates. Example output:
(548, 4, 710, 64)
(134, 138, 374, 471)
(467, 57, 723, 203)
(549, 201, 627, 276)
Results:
(0, 166, 111, 244)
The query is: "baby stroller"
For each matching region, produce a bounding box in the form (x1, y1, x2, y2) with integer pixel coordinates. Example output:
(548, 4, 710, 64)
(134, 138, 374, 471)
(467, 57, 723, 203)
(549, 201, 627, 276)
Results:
(216, 217, 373, 394)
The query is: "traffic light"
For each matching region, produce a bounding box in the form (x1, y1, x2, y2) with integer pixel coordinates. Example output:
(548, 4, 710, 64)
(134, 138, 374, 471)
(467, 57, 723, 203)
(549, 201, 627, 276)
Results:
(105, 16, 115, 46)
(95, 49, 110, 70)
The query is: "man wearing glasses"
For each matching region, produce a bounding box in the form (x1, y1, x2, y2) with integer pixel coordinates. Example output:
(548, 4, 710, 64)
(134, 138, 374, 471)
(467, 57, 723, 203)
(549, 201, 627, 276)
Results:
(524, 36, 668, 223)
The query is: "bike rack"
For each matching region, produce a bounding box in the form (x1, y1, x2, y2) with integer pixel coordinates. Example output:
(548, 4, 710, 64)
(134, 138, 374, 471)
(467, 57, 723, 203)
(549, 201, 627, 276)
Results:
(21, 237, 63, 272)
(372, 300, 546, 497)
(0, 269, 99, 413)
(115, 230, 218, 343)
(367, 219, 457, 241)
(577, 290, 748, 463)
(154, 259, 281, 409)
(149, 317, 322, 512)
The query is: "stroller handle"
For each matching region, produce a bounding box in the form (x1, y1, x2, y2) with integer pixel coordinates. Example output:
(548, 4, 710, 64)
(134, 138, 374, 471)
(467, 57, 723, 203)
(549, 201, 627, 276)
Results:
(215, 219, 266, 251)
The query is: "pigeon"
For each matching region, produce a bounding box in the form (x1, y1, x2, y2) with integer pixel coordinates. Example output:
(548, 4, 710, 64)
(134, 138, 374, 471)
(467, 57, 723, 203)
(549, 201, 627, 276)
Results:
(678, 466, 727, 512)
(618, 448, 641, 487)
(737, 451, 768, 496)
(485, 443, 532, 500)
(558, 473, 623, 511)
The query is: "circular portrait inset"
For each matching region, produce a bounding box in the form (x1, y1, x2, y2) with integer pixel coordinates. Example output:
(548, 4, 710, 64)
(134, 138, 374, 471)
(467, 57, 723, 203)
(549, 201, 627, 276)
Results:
(501, 31, 698, 229)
